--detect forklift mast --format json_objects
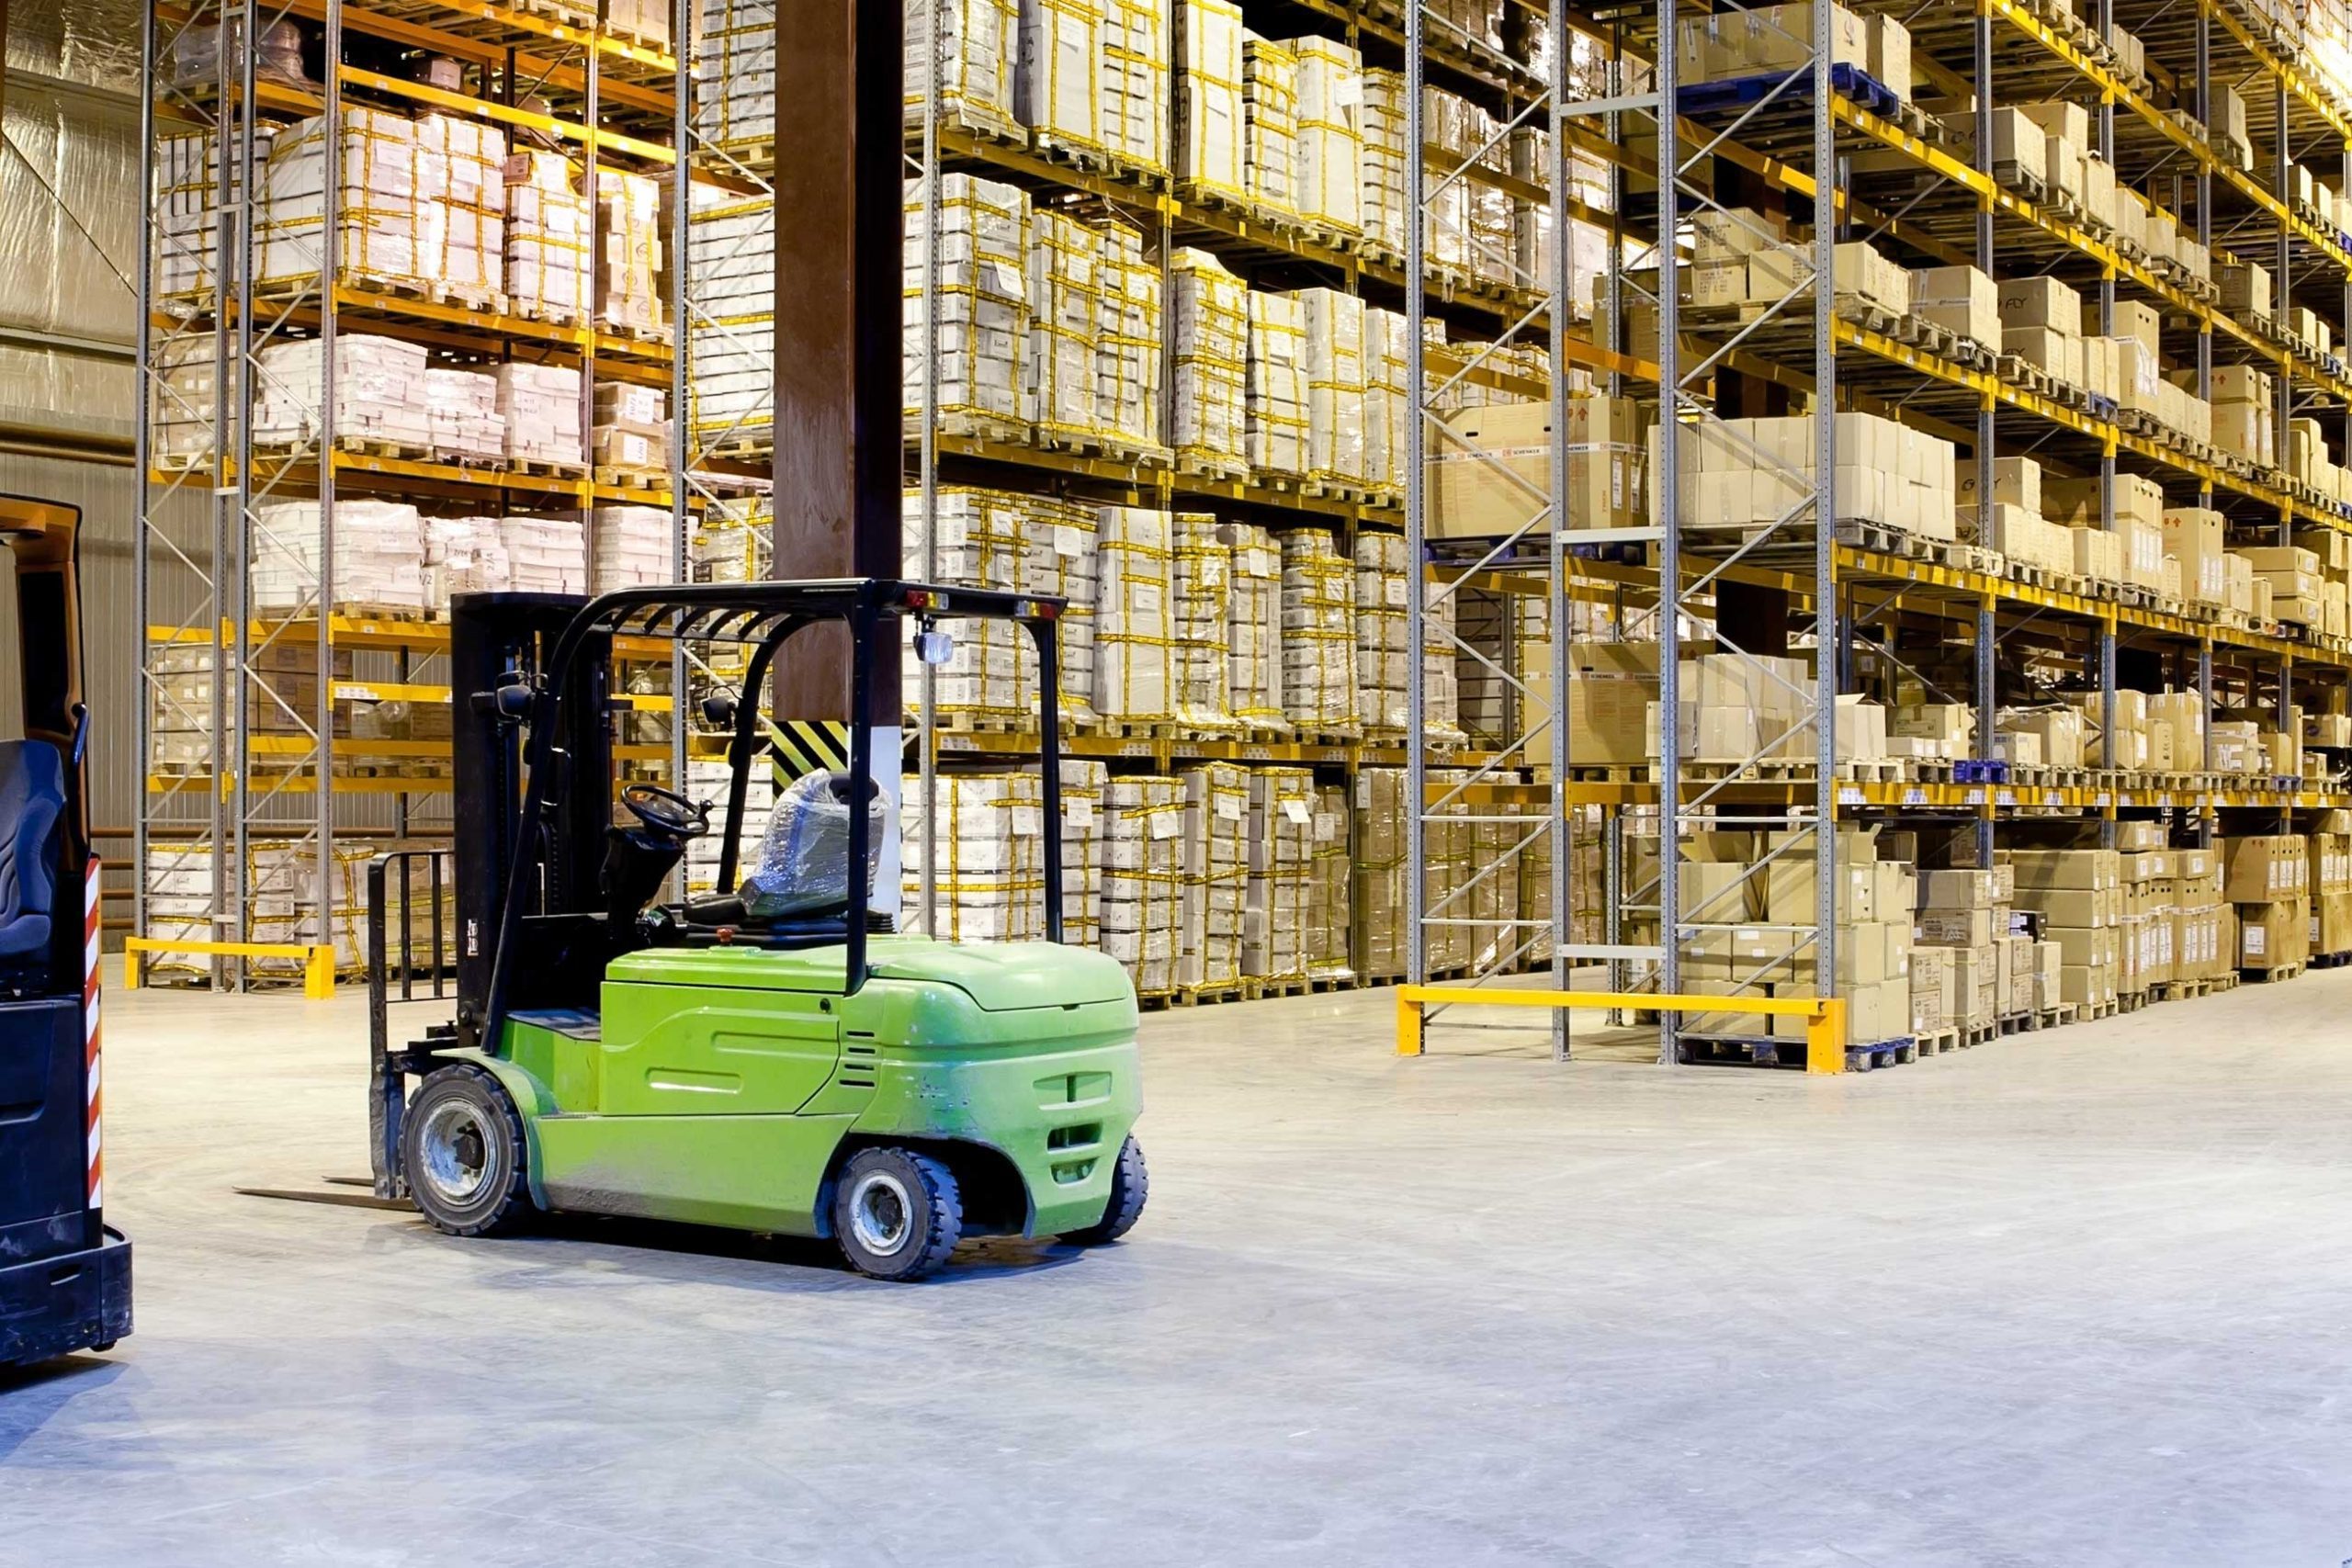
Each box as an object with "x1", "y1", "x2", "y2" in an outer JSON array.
[{"x1": 448, "y1": 592, "x2": 615, "y2": 1050}]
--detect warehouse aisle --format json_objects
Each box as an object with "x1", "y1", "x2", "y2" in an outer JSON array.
[{"x1": 7, "y1": 977, "x2": 2352, "y2": 1566}]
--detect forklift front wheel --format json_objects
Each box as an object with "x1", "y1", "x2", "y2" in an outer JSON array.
[
  {"x1": 402, "y1": 1065, "x2": 534, "y2": 1238},
  {"x1": 831, "y1": 1147, "x2": 963, "y2": 1281},
  {"x1": 1061, "y1": 1135, "x2": 1148, "y2": 1247}
]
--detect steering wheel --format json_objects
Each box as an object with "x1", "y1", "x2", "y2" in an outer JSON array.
[{"x1": 620, "y1": 783, "x2": 709, "y2": 840}]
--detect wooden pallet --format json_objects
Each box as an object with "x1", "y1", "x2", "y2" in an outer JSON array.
[
  {"x1": 1172, "y1": 983, "x2": 1249, "y2": 1007},
  {"x1": 506, "y1": 456, "x2": 588, "y2": 478},
  {"x1": 1244, "y1": 976, "x2": 1313, "y2": 1001},
  {"x1": 1914, "y1": 1026, "x2": 1963, "y2": 1056},
  {"x1": 594, "y1": 465, "x2": 668, "y2": 492},
  {"x1": 2239, "y1": 963, "x2": 2305, "y2": 983}
]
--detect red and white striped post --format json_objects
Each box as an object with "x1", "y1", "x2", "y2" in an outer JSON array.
[{"x1": 84, "y1": 855, "x2": 101, "y2": 1211}]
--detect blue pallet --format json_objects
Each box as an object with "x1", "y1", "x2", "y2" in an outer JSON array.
[
  {"x1": 1674, "y1": 63, "x2": 1905, "y2": 124},
  {"x1": 1952, "y1": 758, "x2": 2010, "y2": 784},
  {"x1": 2086, "y1": 393, "x2": 2119, "y2": 421},
  {"x1": 1679, "y1": 1033, "x2": 1918, "y2": 1070}
]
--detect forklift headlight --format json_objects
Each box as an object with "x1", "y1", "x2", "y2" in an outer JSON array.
[{"x1": 914, "y1": 629, "x2": 955, "y2": 667}]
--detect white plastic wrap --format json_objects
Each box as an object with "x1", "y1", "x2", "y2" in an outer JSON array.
[{"x1": 743, "y1": 770, "x2": 888, "y2": 918}]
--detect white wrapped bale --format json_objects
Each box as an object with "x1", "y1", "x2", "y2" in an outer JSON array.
[
  {"x1": 1100, "y1": 0, "x2": 1170, "y2": 173},
  {"x1": 692, "y1": 0, "x2": 776, "y2": 154},
  {"x1": 251, "y1": 499, "x2": 426, "y2": 614},
  {"x1": 255, "y1": 110, "x2": 420, "y2": 289},
  {"x1": 1245, "y1": 288, "x2": 1308, "y2": 478},
  {"x1": 1244, "y1": 766, "x2": 1315, "y2": 981},
  {"x1": 592, "y1": 505, "x2": 675, "y2": 590},
  {"x1": 906, "y1": 772, "x2": 1048, "y2": 942},
  {"x1": 1171, "y1": 513, "x2": 1235, "y2": 728},
  {"x1": 903, "y1": 489, "x2": 1033, "y2": 724},
  {"x1": 1023, "y1": 494, "x2": 1099, "y2": 725},
  {"x1": 1170, "y1": 249, "x2": 1248, "y2": 474},
  {"x1": 1093, "y1": 505, "x2": 1175, "y2": 722},
  {"x1": 687, "y1": 192, "x2": 774, "y2": 448},
  {"x1": 1019, "y1": 0, "x2": 1105, "y2": 151},
  {"x1": 423, "y1": 515, "x2": 510, "y2": 610},
  {"x1": 1178, "y1": 761, "x2": 1249, "y2": 989},
  {"x1": 906, "y1": 0, "x2": 1023, "y2": 138},
  {"x1": 426, "y1": 367, "x2": 503, "y2": 465},
  {"x1": 498, "y1": 513, "x2": 588, "y2": 594},
  {"x1": 1102, "y1": 774, "x2": 1183, "y2": 993},
  {"x1": 1174, "y1": 0, "x2": 1246, "y2": 200},
  {"x1": 1242, "y1": 36, "x2": 1299, "y2": 215},
  {"x1": 1297, "y1": 288, "x2": 1368, "y2": 483},
  {"x1": 251, "y1": 334, "x2": 431, "y2": 454},
  {"x1": 414, "y1": 113, "x2": 506, "y2": 310},
  {"x1": 1280, "y1": 527, "x2": 1357, "y2": 733},
  {"x1": 497, "y1": 362, "x2": 583, "y2": 466},
  {"x1": 1363, "y1": 305, "x2": 1410, "y2": 494},
  {"x1": 1091, "y1": 216, "x2": 1164, "y2": 456},
  {"x1": 504, "y1": 150, "x2": 590, "y2": 323},
  {"x1": 1027, "y1": 209, "x2": 1104, "y2": 440},
  {"x1": 905, "y1": 174, "x2": 1032, "y2": 434},
  {"x1": 1226, "y1": 523, "x2": 1283, "y2": 733},
  {"x1": 1353, "y1": 528, "x2": 1410, "y2": 734},
  {"x1": 1359, "y1": 70, "x2": 1408, "y2": 255},
  {"x1": 592, "y1": 168, "x2": 666, "y2": 340},
  {"x1": 1288, "y1": 36, "x2": 1362, "y2": 235},
  {"x1": 1057, "y1": 760, "x2": 1110, "y2": 948}
]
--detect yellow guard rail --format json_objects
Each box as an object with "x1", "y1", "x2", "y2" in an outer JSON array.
[
  {"x1": 124, "y1": 938, "x2": 336, "y2": 999},
  {"x1": 1396, "y1": 987, "x2": 1851, "y2": 1074}
]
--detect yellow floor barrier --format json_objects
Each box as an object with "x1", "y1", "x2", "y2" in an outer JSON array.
[
  {"x1": 1396, "y1": 986, "x2": 1850, "y2": 1074},
  {"x1": 124, "y1": 938, "x2": 336, "y2": 999}
]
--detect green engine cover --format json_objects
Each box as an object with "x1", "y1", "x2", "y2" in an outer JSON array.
[{"x1": 499, "y1": 937, "x2": 1143, "y2": 1239}]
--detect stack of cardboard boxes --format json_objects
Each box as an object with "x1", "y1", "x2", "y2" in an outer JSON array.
[
  {"x1": 1242, "y1": 767, "x2": 1315, "y2": 982},
  {"x1": 2312, "y1": 819, "x2": 2352, "y2": 957},
  {"x1": 1102, "y1": 774, "x2": 1184, "y2": 994},
  {"x1": 2227, "y1": 834, "x2": 2311, "y2": 974},
  {"x1": 1648, "y1": 410, "x2": 1960, "y2": 543},
  {"x1": 1917, "y1": 862, "x2": 2012, "y2": 1032}
]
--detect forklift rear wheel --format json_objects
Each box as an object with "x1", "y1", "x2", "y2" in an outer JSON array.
[
  {"x1": 403, "y1": 1065, "x2": 534, "y2": 1238},
  {"x1": 1062, "y1": 1135, "x2": 1148, "y2": 1246},
  {"x1": 832, "y1": 1147, "x2": 962, "y2": 1280}
]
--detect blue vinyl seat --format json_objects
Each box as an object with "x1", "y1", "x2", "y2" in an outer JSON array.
[{"x1": 0, "y1": 739, "x2": 65, "y2": 962}]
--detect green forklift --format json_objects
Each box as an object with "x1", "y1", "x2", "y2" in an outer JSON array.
[{"x1": 369, "y1": 579, "x2": 1145, "y2": 1280}]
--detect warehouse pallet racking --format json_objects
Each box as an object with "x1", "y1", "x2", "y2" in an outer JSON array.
[
  {"x1": 135, "y1": 0, "x2": 684, "y2": 986},
  {"x1": 1397, "y1": 0, "x2": 2352, "y2": 1066}
]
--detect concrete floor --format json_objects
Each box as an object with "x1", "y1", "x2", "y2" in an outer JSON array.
[{"x1": 6, "y1": 976, "x2": 2352, "y2": 1566}]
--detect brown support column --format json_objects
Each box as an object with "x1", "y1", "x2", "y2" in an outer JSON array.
[{"x1": 772, "y1": 0, "x2": 903, "y2": 725}]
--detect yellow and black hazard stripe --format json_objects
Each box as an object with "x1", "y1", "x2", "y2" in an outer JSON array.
[{"x1": 767, "y1": 717, "x2": 852, "y2": 779}]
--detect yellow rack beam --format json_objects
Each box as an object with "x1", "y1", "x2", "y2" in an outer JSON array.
[{"x1": 1395, "y1": 986, "x2": 1852, "y2": 1074}]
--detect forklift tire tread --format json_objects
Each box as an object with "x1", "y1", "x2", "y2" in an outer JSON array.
[
  {"x1": 1062, "y1": 1135, "x2": 1148, "y2": 1246},
  {"x1": 832, "y1": 1146, "x2": 963, "y2": 1281},
  {"x1": 402, "y1": 1064, "x2": 534, "y2": 1239}
]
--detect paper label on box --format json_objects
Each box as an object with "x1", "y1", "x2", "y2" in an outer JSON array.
[
  {"x1": 1148, "y1": 808, "x2": 1181, "y2": 840},
  {"x1": 1384, "y1": 578, "x2": 1407, "y2": 606},
  {"x1": 2245, "y1": 925, "x2": 2266, "y2": 956},
  {"x1": 1282, "y1": 797, "x2": 1312, "y2": 825},
  {"x1": 1313, "y1": 811, "x2": 1340, "y2": 841},
  {"x1": 1054, "y1": 525, "x2": 1085, "y2": 558},
  {"x1": 1008, "y1": 805, "x2": 1042, "y2": 838},
  {"x1": 1216, "y1": 793, "x2": 1243, "y2": 821},
  {"x1": 1131, "y1": 583, "x2": 1161, "y2": 615},
  {"x1": 1067, "y1": 797, "x2": 1094, "y2": 829}
]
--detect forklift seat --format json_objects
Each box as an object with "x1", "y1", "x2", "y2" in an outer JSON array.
[{"x1": 0, "y1": 739, "x2": 64, "y2": 961}]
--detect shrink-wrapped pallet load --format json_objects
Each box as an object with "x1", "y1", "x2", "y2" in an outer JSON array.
[
  {"x1": 156, "y1": 131, "x2": 236, "y2": 302},
  {"x1": 497, "y1": 362, "x2": 584, "y2": 467},
  {"x1": 1287, "y1": 36, "x2": 1363, "y2": 235},
  {"x1": 1170, "y1": 249, "x2": 1249, "y2": 475},
  {"x1": 1297, "y1": 288, "x2": 1368, "y2": 484},
  {"x1": 904, "y1": 174, "x2": 1032, "y2": 434},
  {"x1": 591, "y1": 505, "x2": 675, "y2": 591},
  {"x1": 1280, "y1": 528, "x2": 1358, "y2": 734},
  {"x1": 906, "y1": 772, "x2": 1048, "y2": 942},
  {"x1": 1057, "y1": 760, "x2": 1111, "y2": 949},
  {"x1": 1353, "y1": 767, "x2": 1407, "y2": 977},
  {"x1": 1019, "y1": 0, "x2": 1105, "y2": 151},
  {"x1": 256, "y1": 109, "x2": 421, "y2": 290},
  {"x1": 250, "y1": 499, "x2": 428, "y2": 614},
  {"x1": 1091, "y1": 217, "x2": 1165, "y2": 456},
  {"x1": 592, "y1": 168, "x2": 667, "y2": 340},
  {"x1": 684, "y1": 756, "x2": 775, "y2": 895},
  {"x1": 1306, "y1": 783, "x2": 1351, "y2": 979},
  {"x1": 1027, "y1": 209, "x2": 1104, "y2": 442},
  {"x1": 1354, "y1": 528, "x2": 1411, "y2": 735},
  {"x1": 1102, "y1": 774, "x2": 1184, "y2": 993},
  {"x1": 1171, "y1": 514, "x2": 1237, "y2": 728},
  {"x1": 503, "y1": 150, "x2": 590, "y2": 324},
  {"x1": 1174, "y1": 0, "x2": 1246, "y2": 200},
  {"x1": 423, "y1": 516, "x2": 511, "y2": 609},
  {"x1": 499, "y1": 514, "x2": 589, "y2": 594},
  {"x1": 905, "y1": 0, "x2": 1023, "y2": 138},
  {"x1": 1246, "y1": 288, "x2": 1308, "y2": 477},
  {"x1": 1358, "y1": 71, "x2": 1408, "y2": 255},
  {"x1": 250, "y1": 334, "x2": 433, "y2": 454},
  {"x1": 1226, "y1": 522, "x2": 1284, "y2": 732},
  {"x1": 1095, "y1": 505, "x2": 1177, "y2": 722},
  {"x1": 686, "y1": 192, "x2": 774, "y2": 447},
  {"x1": 1022, "y1": 494, "x2": 1101, "y2": 725},
  {"x1": 426, "y1": 367, "x2": 504, "y2": 466},
  {"x1": 1100, "y1": 0, "x2": 1171, "y2": 172},
  {"x1": 692, "y1": 0, "x2": 776, "y2": 155},
  {"x1": 413, "y1": 113, "x2": 506, "y2": 310},
  {"x1": 904, "y1": 489, "x2": 1034, "y2": 724},
  {"x1": 1179, "y1": 761, "x2": 1249, "y2": 989},
  {"x1": 1424, "y1": 579, "x2": 1466, "y2": 748},
  {"x1": 1363, "y1": 306, "x2": 1411, "y2": 495},
  {"x1": 1243, "y1": 767, "x2": 1316, "y2": 981},
  {"x1": 1422, "y1": 767, "x2": 1476, "y2": 971},
  {"x1": 1242, "y1": 36, "x2": 1299, "y2": 215}
]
